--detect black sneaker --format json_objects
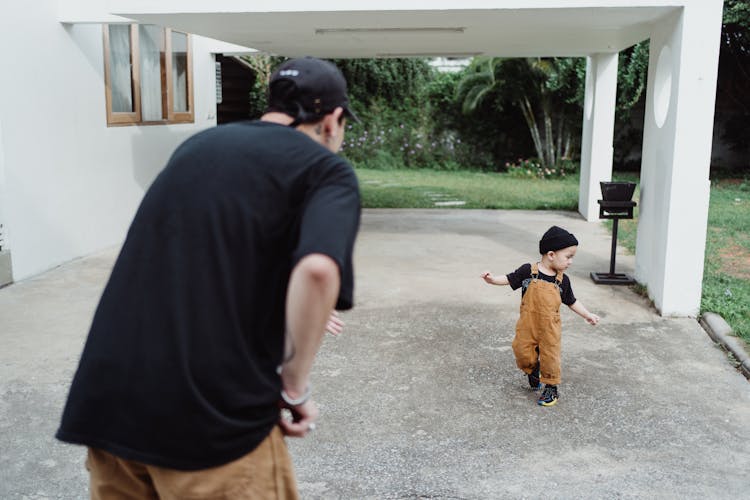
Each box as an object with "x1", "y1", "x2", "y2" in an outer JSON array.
[
  {"x1": 537, "y1": 384, "x2": 559, "y2": 406},
  {"x1": 528, "y1": 364, "x2": 541, "y2": 390}
]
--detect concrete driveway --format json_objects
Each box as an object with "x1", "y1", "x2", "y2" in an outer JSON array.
[{"x1": 1, "y1": 209, "x2": 748, "y2": 499}]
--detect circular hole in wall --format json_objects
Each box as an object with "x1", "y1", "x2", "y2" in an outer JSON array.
[{"x1": 653, "y1": 45, "x2": 673, "y2": 128}]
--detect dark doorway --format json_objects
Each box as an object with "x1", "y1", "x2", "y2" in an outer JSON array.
[{"x1": 216, "y1": 54, "x2": 257, "y2": 124}]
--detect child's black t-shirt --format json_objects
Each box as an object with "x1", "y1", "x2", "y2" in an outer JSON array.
[{"x1": 506, "y1": 263, "x2": 577, "y2": 306}]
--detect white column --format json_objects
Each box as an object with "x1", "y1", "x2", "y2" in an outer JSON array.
[
  {"x1": 0, "y1": 116, "x2": 7, "y2": 247},
  {"x1": 578, "y1": 52, "x2": 618, "y2": 222},
  {"x1": 0, "y1": 116, "x2": 11, "y2": 286},
  {"x1": 635, "y1": 2, "x2": 723, "y2": 316},
  {"x1": 0, "y1": 116, "x2": 6, "y2": 237}
]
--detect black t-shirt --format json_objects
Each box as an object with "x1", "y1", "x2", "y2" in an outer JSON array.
[
  {"x1": 506, "y1": 263, "x2": 577, "y2": 306},
  {"x1": 56, "y1": 121, "x2": 361, "y2": 470}
]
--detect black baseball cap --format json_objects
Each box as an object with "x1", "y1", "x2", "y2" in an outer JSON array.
[{"x1": 269, "y1": 57, "x2": 360, "y2": 124}]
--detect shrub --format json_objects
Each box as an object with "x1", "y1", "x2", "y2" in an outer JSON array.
[
  {"x1": 341, "y1": 97, "x2": 466, "y2": 170},
  {"x1": 505, "y1": 158, "x2": 578, "y2": 179}
]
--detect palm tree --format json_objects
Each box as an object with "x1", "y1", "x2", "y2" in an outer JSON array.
[
  {"x1": 456, "y1": 57, "x2": 581, "y2": 169},
  {"x1": 455, "y1": 57, "x2": 506, "y2": 116}
]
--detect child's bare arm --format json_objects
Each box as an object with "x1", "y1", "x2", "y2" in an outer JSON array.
[
  {"x1": 569, "y1": 300, "x2": 600, "y2": 325},
  {"x1": 481, "y1": 271, "x2": 510, "y2": 286}
]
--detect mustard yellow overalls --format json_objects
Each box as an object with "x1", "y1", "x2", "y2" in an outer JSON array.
[{"x1": 511, "y1": 263, "x2": 563, "y2": 386}]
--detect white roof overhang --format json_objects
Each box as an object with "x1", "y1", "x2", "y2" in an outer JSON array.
[{"x1": 102, "y1": 1, "x2": 686, "y2": 57}]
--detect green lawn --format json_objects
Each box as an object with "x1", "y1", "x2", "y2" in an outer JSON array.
[
  {"x1": 701, "y1": 182, "x2": 750, "y2": 344},
  {"x1": 355, "y1": 168, "x2": 750, "y2": 343},
  {"x1": 356, "y1": 168, "x2": 580, "y2": 210}
]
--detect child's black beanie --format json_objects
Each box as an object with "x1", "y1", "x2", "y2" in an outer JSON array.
[{"x1": 539, "y1": 225, "x2": 579, "y2": 254}]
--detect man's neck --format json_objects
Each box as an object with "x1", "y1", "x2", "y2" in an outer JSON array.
[
  {"x1": 260, "y1": 112, "x2": 294, "y2": 126},
  {"x1": 260, "y1": 112, "x2": 331, "y2": 151}
]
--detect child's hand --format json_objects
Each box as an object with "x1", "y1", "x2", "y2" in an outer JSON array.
[
  {"x1": 325, "y1": 310, "x2": 344, "y2": 336},
  {"x1": 586, "y1": 313, "x2": 600, "y2": 326},
  {"x1": 481, "y1": 271, "x2": 494, "y2": 284}
]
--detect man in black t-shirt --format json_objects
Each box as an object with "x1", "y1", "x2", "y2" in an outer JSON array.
[{"x1": 57, "y1": 57, "x2": 361, "y2": 499}]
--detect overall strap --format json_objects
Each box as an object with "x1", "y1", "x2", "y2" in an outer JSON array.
[
  {"x1": 555, "y1": 270, "x2": 564, "y2": 286},
  {"x1": 531, "y1": 262, "x2": 539, "y2": 279}
]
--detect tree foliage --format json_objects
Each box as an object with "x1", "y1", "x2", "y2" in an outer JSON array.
[
  {"x1": 240, "y1": 54, "x2": 285, "y2": 118},
  {"x1": 717, "y1": 0, "x2": 750, "y2": 156},
  {"x1": 331, "y1": 58, "x2": 433, "y2": 110},
  {"x1": 456, "y1": 57, "x2": 584, "y2": 169},
  {"x1": 611, "y1": 41, "x2": 649, "y2": 169},
  {"x1": 615, "y1": 42, "x2": 649, "y2": 118},
  {"x1": 426, "y1": 70, "x2": 532, "y2": 169},
  {"x1": 724, "y1": 0, "x2": 750, "y2": 28},
  {"x1": 330, "y1": 59, "x2": 451, "y2": 169}
]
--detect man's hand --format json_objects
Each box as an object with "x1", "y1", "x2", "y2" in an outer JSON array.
[{"x1": 279, "y1": 399, "x2": 319, "y2": 438}]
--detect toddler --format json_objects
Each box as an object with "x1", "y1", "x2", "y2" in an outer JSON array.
[{"x1": 481, "y1": 225, "x2": 599, "y2": 406}]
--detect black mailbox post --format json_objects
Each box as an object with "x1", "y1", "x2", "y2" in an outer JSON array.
[{"x1": 591, "y1": 182, "x2": 636, "y2": 285}]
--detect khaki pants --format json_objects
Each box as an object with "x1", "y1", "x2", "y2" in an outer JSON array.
[{"x1": 86, "y1": 426, "x2": 299, "y2": 500}]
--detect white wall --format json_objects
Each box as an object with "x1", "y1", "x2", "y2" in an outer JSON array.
[
  {"x1": 0, "y1": 116, "x2": 6, "y2": 243},
  {"x1": 57, "y1": 0, "x2": 130, "y2": 23},
  {"x1": 0, "y1": 116, "x2": 7, "y2": 249},
  {"x1": 0, "y1": 1, "x2": 220, "y2": 281},
  {"x1": 0, "y1": 117, "x2": 9, "y2": 286}
]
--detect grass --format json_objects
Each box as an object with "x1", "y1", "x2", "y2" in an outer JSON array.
[
  {"x1": 355, "y1": 167, "x2": 750, "y2": 344},
  {"x1": 693, "y1": 181, "x2": 749, "y2": 343},
  {"x1": 356, "y1": 168, "x2": 580, "y2": 210}
]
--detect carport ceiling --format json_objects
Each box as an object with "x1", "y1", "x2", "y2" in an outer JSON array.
[{"x1": 110, "y1": 4, "x2": 678, "y2": 57}]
